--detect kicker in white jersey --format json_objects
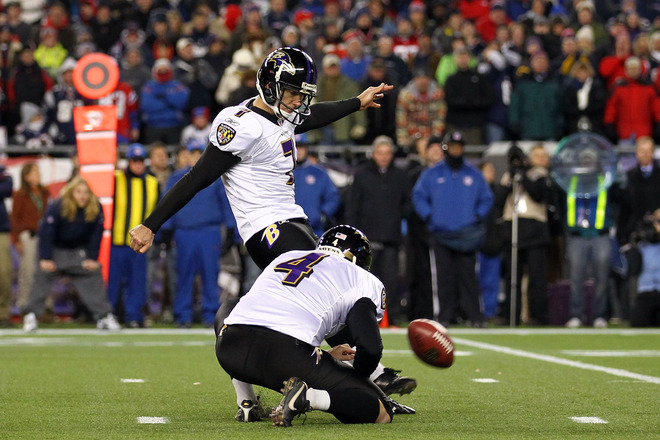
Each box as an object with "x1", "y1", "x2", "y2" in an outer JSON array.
[{"x1": 208, "y1": 99, "x2": 307, "y2": 241}]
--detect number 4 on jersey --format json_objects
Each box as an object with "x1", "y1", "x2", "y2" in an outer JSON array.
[{"x1": 274, "y1": 252, "x2": 329, "y2": 287}]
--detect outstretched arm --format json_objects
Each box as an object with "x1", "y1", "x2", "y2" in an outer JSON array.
[
  {"x1": 129, "y1": 145, "x2": 239, "y2": 253},
  {"x1": 296, "y1": 83, "x2": 394, "y2": 133}
]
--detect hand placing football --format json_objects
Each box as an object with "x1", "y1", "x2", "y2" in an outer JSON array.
[{"x1": 408, "y1": 319, "x2": 454, "y2": 368}]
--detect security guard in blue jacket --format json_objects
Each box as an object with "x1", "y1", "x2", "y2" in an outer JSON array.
[
  {"x1": 162, "y1": 139, "x2": 236, "y2": 328},
  {"x1": 292, "y1": 144, "x2": 340, "y2": 237},
  {"x1": 108, "y1": 143, "x2": 160, "y2": 327},
  {"x1": 412, "y1": 131, "x2": 493, "y2": 327}
]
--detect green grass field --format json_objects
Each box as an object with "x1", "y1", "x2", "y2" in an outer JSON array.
[{"x1": 1, "y1": 327, "x2": 659, "y2": 439}]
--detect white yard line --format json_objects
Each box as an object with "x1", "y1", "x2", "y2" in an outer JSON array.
[
  {"x1": 453, "y1": 337, "x2": 660, "y2": 385},
  {"x1": 561, "y1": 350, "x2": 660, "y2": 357}
]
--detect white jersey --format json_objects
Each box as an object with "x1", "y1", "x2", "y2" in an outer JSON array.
[
  {"x1": 209, "y1": 98, "x2": 307, "y2": 241},
  {"x1": 225, "y1": 249, "x2": 386, "y2": 347}
]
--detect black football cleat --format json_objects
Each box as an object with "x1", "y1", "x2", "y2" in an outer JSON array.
[
  {"x1": 270, "y1": 377, "x2": 311, "y2": 427},
  {"x1": 384, "y1": 396, "x2": 416, "y2": 415},
  {"x1": 374, "y1": 368, "x2": 418, "y2": 396}
]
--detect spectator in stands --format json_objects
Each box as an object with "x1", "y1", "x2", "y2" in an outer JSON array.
[
  {"x1": 0, "y1": 24, "x2": 23, "y2": 85},
  {"x1": 140, "y1": 58, "x2": 190, "y2": 144},
  {"x1": 183, "y1": 8, "x2": 215, "y2": 57},
  {"x1": 308, "y1": 53, "x2": 365, "y2": 145},
  {"x1": 346, "y1": 135, "x2": 410, "y2": 324},
  {"x1": 129, "y1": 0, "x2": 156, "y2": 31},
  {"x1": 374, "y1": 35, "x2": 411, "y2": 87},
  {"x1": 12, "y1": 103, "x2": 50, "y2": 149},
  {"x1": 110, "y1": 22, "x2": 148, "y2": 66},
  {"x1": 280, "y1": 25, "x2": 301, "y2": 49},
  {"x1": 571, "y1": 1, "x2": 607, "y2": 47},
  {"x1": 0, "y1": 165, "x2": 12, "y2": 327},
  {"x1": 501, "y1": 22, "x2": 526, "y2": 68},
  {"x1": 162, "y1": 139, "x2": 235, "y2": 328},
  {"x1": 173, "y1": 37, "x2": 219, "y2": 110},
  {"x1": 41, "y1": 2, "x2": 76, "y2": 53},
  {"x1": 476, "y1": 2, "x2": 511, "y2": 44},
  {"x1": 343, "y1": 7, "x2": 377, "y2": 49},
  {"x1": 395, "y1": 69, "x2": 446, "y2": 148},
  {"x1": 226, "y1": 69, "x2": 258, "y2": 107},
  {"x1": 265, "y1": 0, "x2": 291, "y2": 36},
  {"x1": 90, "y1": 2, "x2": 120, "y2": 54},
  {"x1": 406, "y1": 135, "x2": 444, "y2": 320},
  {"x1": 215, "y1": 48, "x2": 258, "y2": 107},
  {"x1": 21, "y1": 177, "x2": 120, "y2": 332},
  {"x1": 480, "y1": 39, "x2": 514, "y2": 143},
  {"x1": 227, "y1": 3, "x2": 270, "y2": 56},
  {"x1": 433, "y1": 9, "x2": 464, "y2": 55},
  {"x1": 33, "y1": 27, "x2": 68, "y2": 80},
  {"x1": 43, "y1": 58, "x2": 88, "y2": 145},
  {"x1": 180, "y1": 106, "x2": 212, "y2": 147},
  {"x1": 166, "y1": 9, "x2": 185, "y2": 42},
  {"x1": 367, "y1": 0, "x2": 396, "y2": 36},
  {"x1": 444, "y1": 46, "x2": 496, "y2": 145},
  {"x1": 147, "y1": 142, "x2": 173, "y2": 193},
  {"x1": 435, "y1": 37, "x2": 478, "y2": 86},
  {"x1": 496, "y1": 144, "x2": 551, "y2": 325},
  {"x1": 411, "y1": 30, "x2": 441, "y2": 79},
  {"x1": 293, "y1": 143, "x2": 340, "y2": 237},
  {"x1": 599, "y1": 33, "x2": 638, "y2": 90},
  {"x1": 562, "y1": 59, "x2": 607, "y2": 136},
  {"x1": 97, "y1": 80, "x2": 140, "y2": 144},
  {"x1": 360, "y1": 58, "x2": 398, "y2": 144},
  {"x1": 508, "y1": 50, "x2": 564, "y2": 140},
  {"x1": 603, "y1": 56, "x2": 660, "y2": 145},
  {"x1": 458, "y1": 0, "x2": 491, "y2": 22},
  {"x1": 10, "y1": 163, "x2": 49, "y2": 312},
  {"x1": 340, "y1": 36, "x2": 371, "y2": 83},
  {"x1": 630, "y1": 207, "x2": 660, "y2": 327},
  {"x1": 392, "y1": 16, "x2": 419, "y2": 66},
  {"x1": 6, "y1": 46, "x2": 53, "y2": 135},
  {"x1": 120, "y1": 48, "x2": 151, "y2": 94},
  {"x1": 4, "y1": 2, "x2": 31, "y2": 46},
  {"x1": 108, "y1": 144, "x2": 160, "y2": 328},
  {"x1": 145, "y1": 12, "x2": 174, "y2": 60},
  {"x1": 412, "y1": 131, "x2": 492, "y2": 328}
]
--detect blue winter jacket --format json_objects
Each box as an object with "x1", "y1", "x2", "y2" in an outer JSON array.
[
  {"x1": 293, "y1": 161, "x2": 340, "y2": 236},
  {"x1": 412, "y1": 160, "x2": 493, "y2": 232},
  {"x1": 0, "y1": 166, "x2": 12, "y2": 232},
  {"x1": 139, "y1": 79, "x2": 190, "y2": 128}
]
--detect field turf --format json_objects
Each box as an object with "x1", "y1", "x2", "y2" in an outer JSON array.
[{"x1": 1, "y1": 327, "x2": 658, "y2": 439}]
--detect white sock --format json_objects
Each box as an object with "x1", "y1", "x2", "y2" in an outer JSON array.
[
  {"x1": 369, "y1": 363, "x2": 386, "y2": 382},
  {"x1": 232, "y1": 379, "x2": 257, "y2": 406},
  {"x1": 306, "y1": 388, "x2": 330, "y2": 411}
]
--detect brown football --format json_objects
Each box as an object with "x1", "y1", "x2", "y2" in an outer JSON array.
[{"x1": 407, "y1": 319, "x2": 454, "y2": 368}]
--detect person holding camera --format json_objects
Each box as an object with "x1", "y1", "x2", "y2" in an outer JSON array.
[
  {"x1": 629, "y1": 208, "x2": 660, "y2": 327},
  {"x1": 495, "y1": 144, "x2": 551, "y2": 326}
]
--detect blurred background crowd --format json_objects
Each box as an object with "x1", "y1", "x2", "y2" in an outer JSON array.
[{"x1": 1, "y1": 0, "x2": 660, "y2": 330}]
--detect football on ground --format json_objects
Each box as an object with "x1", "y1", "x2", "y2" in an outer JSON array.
[{"x1": 407, "y1": 319, "x2": 454, "y2": 368}]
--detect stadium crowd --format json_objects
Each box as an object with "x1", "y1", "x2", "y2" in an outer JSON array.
[{"x1": 1, "y1": 0, "x2": 660, "y2": 329}]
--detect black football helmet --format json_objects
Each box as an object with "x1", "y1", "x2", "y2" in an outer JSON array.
[
  {"x1": 256, "y1": 47, "x2": 318, "y2": 125},
  {"x1": 317, "y1": 225, "x2": 372, "y2": 271}
]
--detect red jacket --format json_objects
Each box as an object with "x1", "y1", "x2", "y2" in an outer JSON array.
[
  {"x1": 458, "y1": 0, "x2": 491, "y2": 21},
  {"x1": 599, "y1": 55, "x2": 649, "y2": 90},
  {"x1": 604, "y1": 78, "x2": 660, "y2": 140}
]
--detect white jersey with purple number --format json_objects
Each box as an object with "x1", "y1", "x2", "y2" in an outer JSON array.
[
  {"x1": 224, "y1": 249, "x2": 386, "y2": 347},
  {"x1": 208, "y1": 98, "x2": 307, "y2": 241}
]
